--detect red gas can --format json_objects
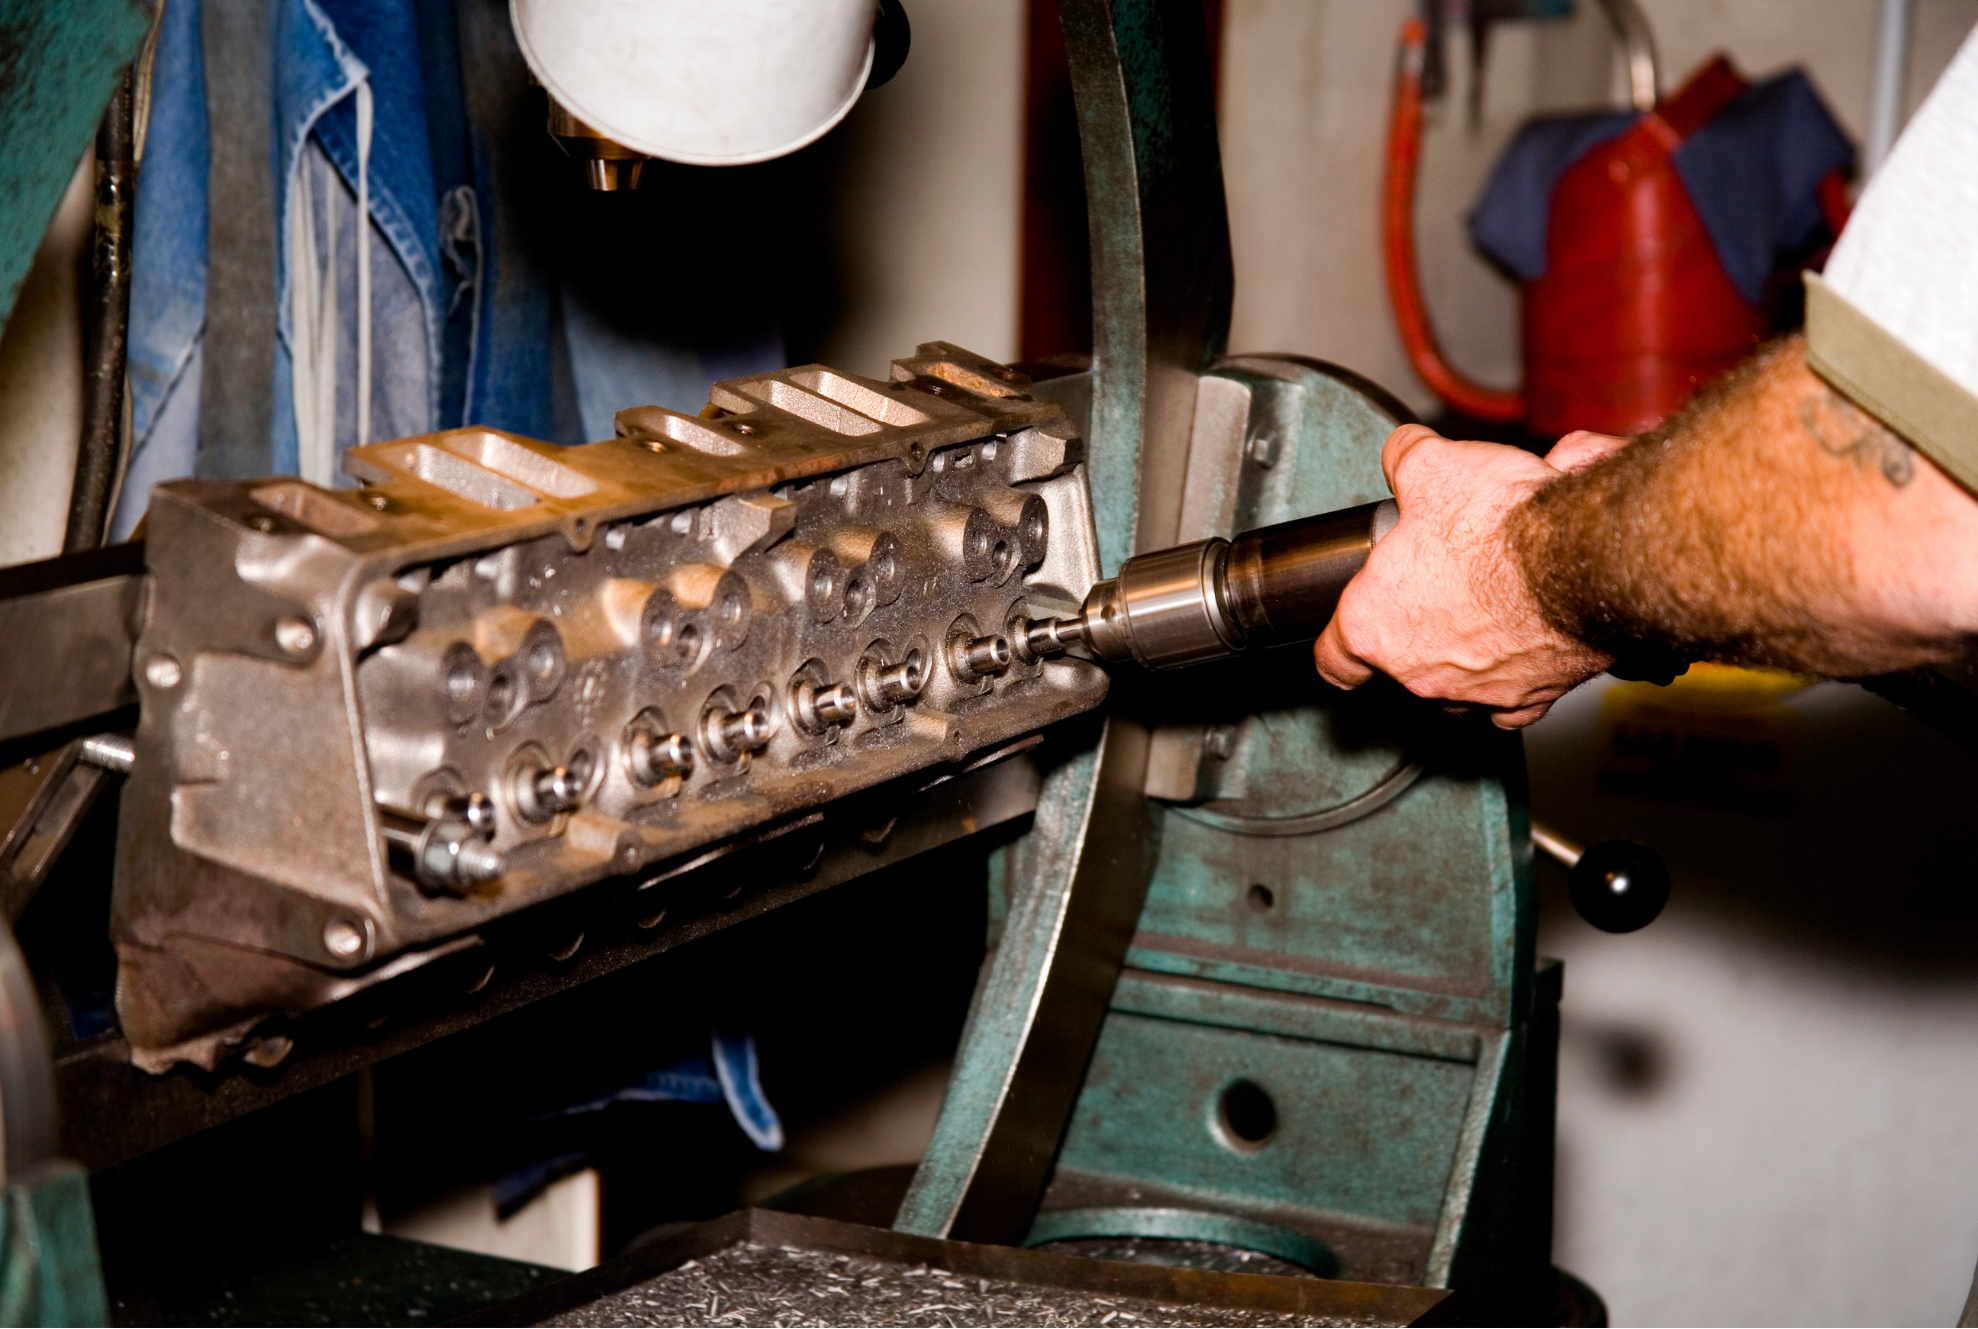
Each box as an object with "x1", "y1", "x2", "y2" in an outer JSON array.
[
  {"x1": 1522, "y1": 58, "x2": 1760, "y2": 434},
  {"x1": 1382, "y1": 22, "x2": 1847, "y2": 437}
]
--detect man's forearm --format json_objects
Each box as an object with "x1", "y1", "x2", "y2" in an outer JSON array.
[{"x1": 1509, "y1": 335, "x2": 1978, "y2": 678}]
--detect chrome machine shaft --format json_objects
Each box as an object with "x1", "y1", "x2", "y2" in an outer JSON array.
[{"x1": 1025, "y1": 498, "x2": 1399, "y2": 670}]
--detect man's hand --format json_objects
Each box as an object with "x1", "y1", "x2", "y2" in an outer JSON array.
[{"x1": 1313, "y1": 425, "x2": 1621, "y2": 728}]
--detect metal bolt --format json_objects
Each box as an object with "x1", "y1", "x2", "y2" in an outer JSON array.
[
  {"x1": 511, "y1": 748, "x2": 593, "y2": 823},
  {"x1": 144, "y1": 654, "x2": 182, "y2": 689},
  {"x1": 416, "y1": 819, "x2": 505, "y2": 889},
  {"x1": 323, "y1": 917, "x2": 369, "y2": 959},
  {"x1": 1018, "y1": 616, "x2": 1083, "y2": 660},
  {"x1": 275, "y1": 614, "x2": 317, "y2": 655},
  {"x1": 1248, "y1": 431, "x2": 1279, "y2": 468},
  {"x1": 79, "y1": 732, "x2": 135, "y2": 775}
]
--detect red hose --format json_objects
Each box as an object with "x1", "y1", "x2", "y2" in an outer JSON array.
[{"x1": 1382, "y1": 18, "x2": 1525, "y2": 422}]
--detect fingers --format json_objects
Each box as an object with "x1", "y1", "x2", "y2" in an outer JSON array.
[
  {"x1": 1380, "y1": 423, "x2": 1444, "y2": 494},
  {"x1": 1313, "y1": 618, "x2": 1373, "y2": 691},
  {"x1": 1490, "y1": 701, "x2": 1554, "y2": 729},
  {"x1": 1545, "y1": 429, "x2": 1631, "y2": 474}
]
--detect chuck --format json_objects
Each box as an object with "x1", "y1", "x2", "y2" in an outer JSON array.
[{"x1": 1023, "y1": 498, "x2": 1398, "y2": 671}]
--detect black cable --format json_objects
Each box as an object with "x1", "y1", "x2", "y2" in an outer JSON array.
[{"x1": 63, "y1": 68, "x2": 135, "y2": 554}]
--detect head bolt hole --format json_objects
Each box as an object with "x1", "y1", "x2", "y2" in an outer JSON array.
[{"x1": 1217, "y1": 1079, "x2": 1277, "y2": 1151}]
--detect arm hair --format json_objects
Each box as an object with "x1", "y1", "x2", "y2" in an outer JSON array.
[{"x1": 1509, "y1": 334, "x2": 1978, "y2": 677}]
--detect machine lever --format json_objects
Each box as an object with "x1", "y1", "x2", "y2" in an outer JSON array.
[{"x1": 1532, "y1": 820, "x2": 1669, "y2": 933}]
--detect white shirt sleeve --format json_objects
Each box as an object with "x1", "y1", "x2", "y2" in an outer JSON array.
[{"x1": 1824, "y1": 25, "x2": 1978, "y2": 399}]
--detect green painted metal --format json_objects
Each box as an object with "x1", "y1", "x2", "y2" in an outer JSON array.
[
  {"x1": 1023, "y1": 1206, "x2": 1337, "y2": 1276},
  {"x1": 894, "y1": 720, "x2": 1162, "y2": 1243},
  {"x1": 0, "y1": 1163, "x2": 109, "y2": 1327},
  {"x1": 1045, "y1": 362, "x2": 1552, "y2": 1308},
  {"x1": 894, "y1": 0, "x2": 1224, "y2": 1244},
  {"x1": 0, "y1": 0, "x2": 152, "y2": 333},
  {"x1": 926, "y1": 357, "x2": 1555, "y2": 1309},
  {"x1": 1058, "y1": 0, "x2": 1231, "y2": 572},
  {"x1": 1061, "y1": 1014, "x2": 1475, "y2": 1228}
]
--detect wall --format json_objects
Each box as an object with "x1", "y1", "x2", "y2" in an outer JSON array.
[
  {"x1": 1529, "y1": 678, "x2": 1978, "y2": 1324},
  {"x1": 1219, "y1": 0, "x2": 1978, "y2": 416},
  {"x1": 807, "y1": 0, "x2": 1027, "y2": 379}
]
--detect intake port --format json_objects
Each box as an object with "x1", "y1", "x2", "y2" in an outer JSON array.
[
  {"x1": 483, "y1": 657, "x2": 529, "y2": 730},
  {"x1": 862, "y1": 532, "x2": 905, "y2": 605},
  {"x1": 516, "y1": 619, "x2": 567, "y2": 702},
  {"x1": 842, "y1": 573, "x2": 876, "y2": 624},
  {"x1": 976, "y1": 487, "x2": 1050, "y2": 569},
  {"x1": 639, "y1": 589, "x2": 698, "y2": 669},
  {"x1": 829, "y1": 528, "x2": 905, "y2": 607},
  {"x1": 962, "y1": 508, "x2": 1017, "y2": 584},
  {"x1": 437, "y1": 641, "x2": 488, "y2": 725},
  {"x1": 667, "y1": 564, "x2": 752, "y2": 651},
  {"x1": 806, "y1": 548, "x2": 848, "y2": 621}
]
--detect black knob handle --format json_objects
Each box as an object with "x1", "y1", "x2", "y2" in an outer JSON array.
[{"x1": 1568, "y1": 839, "x2": 1669, "y2": 933}]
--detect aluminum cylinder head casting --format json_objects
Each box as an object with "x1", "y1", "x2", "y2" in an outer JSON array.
[{"x1": 112, "y1": 343, "x2": 1108, "y2": 1071}]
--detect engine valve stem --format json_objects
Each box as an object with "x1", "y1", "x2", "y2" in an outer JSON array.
[
  {"x1": 950, "y1": 633, "x2": 1013, "y2": 682},
  {"x1": 517, "y1": 751, "x2": 594, "y2": 822},
  {"x1": 795, "y1": 680, "x2": 859, "y2": 733},
  {"x1": 712, "y1": 706, "x2": 774, "y2": 759},
  {"x1": 1020, "y1": 615, "x2": 1086, "y2": 660},
  {"x1": 533, "y1": 763, "x2": 589, "y2": 813},
  {"x1": 627, "y1": 729, "x2": 694, "y2": 785},
  {"x1": 870, "y1": 652, "x2": 927, "y2": 706},
  {"x1": 438, "y1": 791, "x2": 496, "y2": 836}
]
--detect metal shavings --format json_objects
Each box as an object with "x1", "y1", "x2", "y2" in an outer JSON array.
[
  {"x1": 541, "y1": 1240, "x2": 1377, "y2": 1327},
  {"x1": 1034, "y1": 1238, "x2": 1319, "y2": 1281}
]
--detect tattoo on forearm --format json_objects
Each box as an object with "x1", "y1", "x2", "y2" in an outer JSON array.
[
  {"x1": 1797, "y1": 391, "x2": 1914, "y2": 488},
  {"x1": 1513, "y1": 336, "x2": 1955, "y2": 680}
]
